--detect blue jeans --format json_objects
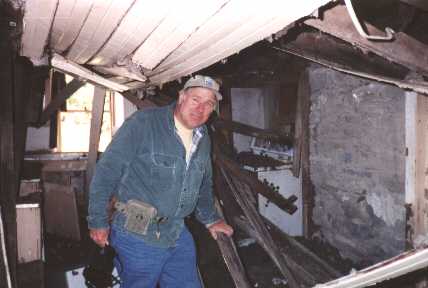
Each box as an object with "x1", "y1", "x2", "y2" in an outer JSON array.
[{"x1": 110, "y1": 226, "x2": 202, "y2": 288}]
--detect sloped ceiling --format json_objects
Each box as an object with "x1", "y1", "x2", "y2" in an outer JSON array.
[{"x1": 20, "y1": 0, "x2": 331, "y2": 90}]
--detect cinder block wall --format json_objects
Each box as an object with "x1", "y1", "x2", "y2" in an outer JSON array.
[{"x1": 308, "y1": 66, "x2": 406, "y2": 267}]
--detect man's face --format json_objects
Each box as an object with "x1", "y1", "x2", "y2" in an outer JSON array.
[{"x1": 174, "y1": 87, "x2": 217, "y2": 129}]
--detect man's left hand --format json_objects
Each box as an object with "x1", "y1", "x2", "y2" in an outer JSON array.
[{"x1": 208, "y1": 219, "x2": 234, "y2": 240}]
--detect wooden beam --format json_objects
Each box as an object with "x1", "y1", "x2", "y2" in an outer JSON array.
[
  {"x1": 304, "y1": 5, "x2": 428, "y2": 77},
  {"x1": 213, "y1": 118, "x2": 292, "y2": 146},
  {"x1": 37, "y1": 78, "x2": 85, "y2": 126},
  {"x1": 214, "y1": 149, "x2": 298, "y2": 215},
  {"x1": 405, "y1": 92, "x2": 428, "y2": 246},
  {"x1": 214, "y1": 199, "x2": 252, "y2": 288},
  {"x1": 297, "y1": 71, "x2": 313, "y2": 239},
  {"x1": 274, "y1": 32, "x2": 428, "y2": 95},
  {"x1": 218, "y1": 165, "x2": 299, "y2": 288},
  {"x1": 51, "y1": 54, "x2": 130, "y2": 92},
  {"x1": 85, "y1": 87, "x2": 106, "y2": 197},
  {"x1": 233, "y1": 216, "x2": 318, "y2": 287}
]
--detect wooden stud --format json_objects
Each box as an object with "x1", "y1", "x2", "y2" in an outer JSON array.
[{"x1": 85, "y1": 86, "x2": 106, "y2": 197}]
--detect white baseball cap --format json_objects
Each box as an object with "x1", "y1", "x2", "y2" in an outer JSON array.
[{"x1": 183, "y1": 75, "x2": 222, "y2": 101}]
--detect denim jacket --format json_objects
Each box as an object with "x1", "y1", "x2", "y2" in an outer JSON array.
[{"x1": 88, "y1": 103, "x2": 220, "y2": 247}]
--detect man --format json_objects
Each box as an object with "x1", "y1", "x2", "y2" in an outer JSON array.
[{"x1": 88, "y1": 75, "x2": 233, "y2": 288}]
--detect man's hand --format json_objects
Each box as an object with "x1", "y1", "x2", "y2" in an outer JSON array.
[
  {"x1": 89, "y1": 228, "x2": 110, "y2": 247},
  {"x1": 207, "y1": 219, "x2": 234, "y2": 240}
]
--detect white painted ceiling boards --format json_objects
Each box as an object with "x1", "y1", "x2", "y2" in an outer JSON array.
[{"x1": 20, "y1": 0, "x2": 331, "y2": 91}]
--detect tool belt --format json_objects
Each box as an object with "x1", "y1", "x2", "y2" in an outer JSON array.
[{"x1": 115, "y1": 200, "x2": 167, "y2": 238}]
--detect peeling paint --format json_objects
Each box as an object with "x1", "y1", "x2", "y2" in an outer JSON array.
[{"x1": 366, "y1": 192, "x2": 404, "y2": 226}]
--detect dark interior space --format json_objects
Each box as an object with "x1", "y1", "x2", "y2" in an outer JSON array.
[{"x1": 2, "y1": 1, "x2": 428, "y2": 288}]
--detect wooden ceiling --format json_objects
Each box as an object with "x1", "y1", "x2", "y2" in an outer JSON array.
[{"x1": 19, "y1": 0, "x2": 331, "y2": 91}]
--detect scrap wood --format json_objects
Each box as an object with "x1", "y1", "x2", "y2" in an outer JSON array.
[
  {"x1": 213, "y1": 118, "x2": 293, "y2": 146},
  {"x1": 214, "y1": 198, "x2": 252, "y2": 288},
  {"x1": 233, "y1": 216, "x2": 318, "y2": 287},
  {"x1": 219, "y1": 166, "x2": 300, "y2": 288},
  {"x1": 214, "y1": 149, "x2": 297, "y2": 214},
  {"x1": 262, "y1": 215, "x2": 342, "y2": 280}
]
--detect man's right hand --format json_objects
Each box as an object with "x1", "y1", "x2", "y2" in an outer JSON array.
[{"x1": 89, "y1": 228, "x2": 110, "y2": 247}]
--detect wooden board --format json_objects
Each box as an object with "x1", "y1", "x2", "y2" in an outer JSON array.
[
  {"x1": 16, "y1": 204, "x2": 42, "y2": 264},
  {"x1": 66, "y1": 0, "x2": 135, "y2": 64},
  {"x1": 132, "y1": 0, "x2": 228, "y2": 70},
  {"x1": 43, "y1": 182, "x2": 81, "y2": 240}
]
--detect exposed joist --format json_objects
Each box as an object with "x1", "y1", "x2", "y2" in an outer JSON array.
[
  {"x1": 274, "y1": 31, "x2": 428, "y2": 95},
  {"x1": 304, "y1": 4, "x2": 428, "y2": 77},
  {"x1": 37, "y1": 78, "x2": 85, "y2": 127},
  {"x1": 51, "y1": 54, "x2": 129, "y2": 92}
]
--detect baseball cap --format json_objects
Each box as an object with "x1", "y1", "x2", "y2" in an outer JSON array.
[{"x1": 183, "y1": 75, "x2": 222, "y2": 101}]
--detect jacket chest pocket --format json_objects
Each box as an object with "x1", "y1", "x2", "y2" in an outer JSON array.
[
  {"x1": 150, "y1": 153, "x2": 178, "y2": 192},
  {"x1": 188, "y1": 160, "x2": 205, "y2": 194}
]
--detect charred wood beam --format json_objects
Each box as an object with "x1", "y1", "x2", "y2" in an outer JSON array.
[
  {"x1": 304, "y1": 5, "x2": 428, "y2": 78},
  {"x1": 213, "y1": 118, "x2": 292, "y2": 146},
  {"x1": 214, "y1": 149, "x2": 297, "y2": 215},
  {"x1": 274, "y1": 30, "x2": 428, "y2": 95},
  {"x1": 218, "y1": 165, "x2": 299, "y2": 288},
  {"x1": 36, "y1": 78, "x2": 85, "y2": 127}
]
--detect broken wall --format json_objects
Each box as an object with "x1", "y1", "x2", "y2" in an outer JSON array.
[{"x1": 308, "y1": 66, "x2": 406, "y2": 267}]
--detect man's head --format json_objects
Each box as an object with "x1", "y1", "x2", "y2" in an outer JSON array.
[{"x1": 174, "y1": 75, "x2": 222, "y2": 129}]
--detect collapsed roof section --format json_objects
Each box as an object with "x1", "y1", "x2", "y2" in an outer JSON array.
[{"x1": 18, "y1": 0, "x2": 331, "y2": 91}]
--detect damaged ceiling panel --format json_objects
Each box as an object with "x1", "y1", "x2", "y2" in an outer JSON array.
[{"x1": 19, "y1": 0, "x2": 331, "y2": 90}]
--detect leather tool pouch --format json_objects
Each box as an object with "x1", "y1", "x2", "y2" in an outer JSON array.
[{"x1": 122, "y1": 200, "x2": 157, "y2": 235}]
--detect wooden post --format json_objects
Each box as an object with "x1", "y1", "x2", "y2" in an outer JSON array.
[
  {"x1": 405, "y1": 91, "x2": 428, "y2": 287},
  {"x1": 297, "y1": 71, "x2": 313, "y2": 239},
  {"x1": 85, "y1": 86, "x2": 106, "y2": 198}
]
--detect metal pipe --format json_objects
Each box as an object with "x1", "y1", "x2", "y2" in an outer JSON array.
[{"x1": 344, "y1": 0, "x2": 395, "y2": 41}]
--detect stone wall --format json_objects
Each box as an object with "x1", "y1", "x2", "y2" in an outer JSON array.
[{"x1": 308, "y1": 66, "x2": 406, "y2": 267}]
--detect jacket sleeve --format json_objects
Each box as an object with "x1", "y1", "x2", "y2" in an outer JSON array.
[
  {"x1": 87, "y1": 113, "x2": 142, "y2": 229},
  {"x1": 194, "y1": 141, "x2": 221, "y2": 226}
]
